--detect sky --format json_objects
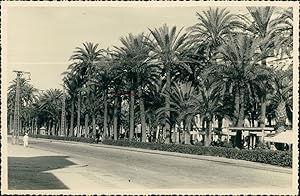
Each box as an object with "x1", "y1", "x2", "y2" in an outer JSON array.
[{"x1": 5, "y1": 5, "x2": 250, "y2": 91}]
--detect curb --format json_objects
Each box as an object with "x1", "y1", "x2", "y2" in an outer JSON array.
[{"x1": 30, "y1": 137, "x2": 292, "y2": 174}]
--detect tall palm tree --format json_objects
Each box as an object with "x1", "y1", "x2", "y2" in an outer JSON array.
[
  {"x1": 216, "y1": 34, "x2": 273, "y2": 148},
  {"x1": 147, "y1": 24, "x2": 192, "y2": 143},
  {"x1": 68, "y1": 42, "x2": 104, "y2": 137},
  {"x1": 187, "y1": 7, "x2": 242, "y2": 131},
  {"x1": 188, "y1": 7, "x2": 241, "y2": 61},
  {"x1": 91, "y1": 54, "x2": 113, "y2": 138},
  {"x1": 109, "y1": 57, "x2": 127, "y2": 140},
  {"x1": 114, "y1": 33, "x2": 160, "y2": 142},
  {"x1": 63, "y1": 73, "x2": 80, "y2": 137},
  {"x1": 114, "y1": 34, "x2": 140, "y2": 141},
  {"x1": 240, "y1": 6, "x2": 279, "y2": 128}
]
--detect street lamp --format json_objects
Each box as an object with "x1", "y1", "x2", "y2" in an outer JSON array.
[{"x1": 12, "y1": 70, "x2": 30, "y2": 145}]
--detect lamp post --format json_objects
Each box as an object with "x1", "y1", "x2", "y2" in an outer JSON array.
[{"x1": 12, "y1": 70, "x2": 30, "y2": 145}]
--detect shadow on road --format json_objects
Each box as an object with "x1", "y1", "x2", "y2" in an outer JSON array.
[{"x1": 8, "y1": 155, "x2": 75, "y2": 190}]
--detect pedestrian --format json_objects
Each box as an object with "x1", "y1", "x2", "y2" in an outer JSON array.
[
  {"x1": 270, "y1": 143, "x2": 277, "y2": 151},
  {"x1": 243, "y1": 137, "x2": 249, "y2": 149},
  {"x1": 99, "y1": 134, "x2": 103, "y2": 143},
  {"x1": 23, "y1": 133, "x2": 29, "y2": 147},
  {"x1": 96, "y1": 131, "x2": 100, "y2": 143}
]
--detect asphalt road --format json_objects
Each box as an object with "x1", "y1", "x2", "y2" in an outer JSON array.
[{"x1": 8, "y1": 138, "x2": 293, "y2": 191}]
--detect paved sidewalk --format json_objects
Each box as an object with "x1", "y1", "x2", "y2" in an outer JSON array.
[
  {"x1": 30, "y1": 137, "x2": 292, "y2": 174},
  {"x1": 8, "y1": 143, "x2": 102, "y2": 190}
]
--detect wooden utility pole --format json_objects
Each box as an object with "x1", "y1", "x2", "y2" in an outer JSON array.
[{"x1": 12, "y1": 70, "x2": 30, "y2": 144}]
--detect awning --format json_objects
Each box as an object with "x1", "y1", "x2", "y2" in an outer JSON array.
[{"x1": 264, "y1": 130, "x2": 294, "y2": 144}]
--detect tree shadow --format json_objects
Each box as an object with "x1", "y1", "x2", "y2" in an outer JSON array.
[{"x1": 8, "y1": 155, "x2": 75, "y2": 190}]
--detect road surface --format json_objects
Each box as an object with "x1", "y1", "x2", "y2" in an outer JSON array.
[{"x1": 7, "y1": 137, "x2": 293, "y2": 193}]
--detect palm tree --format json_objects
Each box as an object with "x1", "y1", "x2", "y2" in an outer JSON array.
[
  {"x1": 192, "y1": 78, "x2": 225, "y2": 147},
  {"x1": 114, "y1": 33, "x2": 160, "y2": 142},
  {"x1": 8, "y1": 78, "x2": 38, "y2": 110},
  {"x1": 108, "y1": 57, "x2": 127, "y2": 140},
  {"x1": 143, "y1": 78, "x2": 166, "y2": 142},
  {"x1": 270, "y1": 66, "x2": 292, "y2": 132},
  {"x1": 188, "y1": 7, "x2": 241, "y2": 61},
  {"x1": 147, "y1": 24, "x2": 192, "y2": 143},
  {"x1": 168, "y1": 82, "x2": 198, "y2": 144},
  {"x1": 38, "y1": 89, "x2": 63, "y2": 135},
  {"x1": 187, "y1": 7, "x2": 242, "y2": 132},
  {"x1": 68, "y1": 42, "x2": 104, "y2": 137},
  {"x1": 92, "y1": 54, "x2": 113, "y2": 138},
  {"x1": 63, "y1": 73, "x2": 80, "y2": 136},
  {"x1": 8, "y1": 77, "x2": 38, "y2": 133},
  {"x1": 272, "y1": 7, "x2": 293, "y2": 57},
  {"x1": 113, "y1": 34, "x2": 140, "y2": 141},
  {"x1": 240, "y1": 6, "x2": 279, "y2": 128},
  {"x1": 216, "y1": 34, "x2": 273, "y2": 148}
]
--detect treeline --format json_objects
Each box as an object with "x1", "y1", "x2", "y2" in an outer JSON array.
[{"x1": 8, "y1": 7, "x2": 293, "y2": 147}]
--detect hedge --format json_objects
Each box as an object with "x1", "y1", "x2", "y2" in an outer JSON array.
[
  {"x1": 30, "y1": 134, "x2": 95, "y2": 143},
  {"x1": 102, "y1": 139, "x2": 292, "y2": 168},
  {"x1": 30, "y1": 134, "x2": 292, "y2": 168}
]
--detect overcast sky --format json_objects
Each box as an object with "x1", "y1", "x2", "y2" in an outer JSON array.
[{"x1": 6, "y1": 6, "x2": 250, "y2": 90}]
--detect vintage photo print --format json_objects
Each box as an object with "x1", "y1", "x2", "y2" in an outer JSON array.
[{"x1": 1, "y1": 1, "x2": 299, "y2": 195}]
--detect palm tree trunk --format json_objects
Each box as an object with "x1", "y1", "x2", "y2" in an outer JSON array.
[
  {"x1": 113, "y1": 96, "x2": 118, "y2": 140},
  {"x1": 85, "y1": 113, "x2": 89, "y2": 138},
  {"x1": 276, "y1": 101, "x2": 287, "y2": 132},
  {"x1": 103, "y1": 89, "x2": 108, "y2": 137},
  {"x1": 235, "y1": 87, "x2": 245, "y2": 148},
  {"x1": 234, "y1": 89, "x2": 240, "y2": 126},
  {"x1": 164, "y1": 67, "x2": 171, "y2": 143},
  {"x1": 57, "y1": 120, "x2": 60, "y2": 135},
  {"x1": 9, "y1": 114, "x2": 13, "y2": 134},
  {"x1": 205, "y1": 119, "x2": 212, "y2": 147},
  {"x1": 138, "y1": 85, "x2": 147, "y2": 142},
  {"x1": 50, "y1": 119, "x2": 54, "y2": 135},
  {"x1": 217, "y1": 116, "x2": 223, "y2": 132},
  {"x1": 31, "y1": 120, "x2": 34, "y2": 135},
  {"x1": 117, "y1": 96, "x2": 122, "y2": 139},
  {"x1": 129, "y1": 87, "x2": 135, "y2": 141},
  {"x1": 35, "y1": 117, "x2": 38, "y2": 134},
  {"x1": 179, "y1": 120, "x2": 186, "y2": 144},
  {"x1": 260, "y1": 58, "x2": 267, "y2": 128},
  {"x1": 47, "y1": 120, "x2": 50, "y2": 135},
  {"x1": 260, "y1": 96, "x2": 266, "y2": 127},
  {"x1": 92, "y1": 114, "x2": 96, "y2": 137},
  {"x1": 70, "y1": 100, "x2": 75, "y2": 137},
  {"x1": 184, "y1": 120, "x2": 191, "y2": 144},
  {"x1": 77, "y1": 93, "x2": 81, "y2": 137}
]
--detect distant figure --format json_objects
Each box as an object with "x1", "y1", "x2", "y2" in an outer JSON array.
[
  {"x1": 23, "y1": 133, "x2": 29, "y2": 147},
  {"x1": 244, "y1": 116, "x2": 251, "y2": 128},
  {"x1": 243, "y1": 138, "x2": 249, "y2": 149},
  {"x1": 95, "y1": 132, "x2": 100, "y2": 143},
  {"x1": 270, "y1": 143, "x2": 277, "y2": 151}
]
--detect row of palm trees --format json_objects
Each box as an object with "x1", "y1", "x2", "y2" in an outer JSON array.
[{"x1": 8, "y1": 7, "x2": 293, "y2": 147}]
